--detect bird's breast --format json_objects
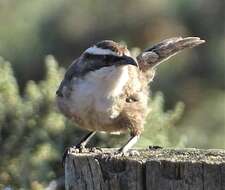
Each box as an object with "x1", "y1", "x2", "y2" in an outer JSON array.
[{"x1": 58, "y1": 65, "x2": 130, "y2": 131}]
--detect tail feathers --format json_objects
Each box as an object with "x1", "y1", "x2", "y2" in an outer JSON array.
[{"x1": 137, "y1": 37, "x2": 205, "y2": 72}]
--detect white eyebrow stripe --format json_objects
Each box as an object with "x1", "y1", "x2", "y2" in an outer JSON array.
[{"x1": 85, "y1": 46, "x2": 120, "y2": 56}]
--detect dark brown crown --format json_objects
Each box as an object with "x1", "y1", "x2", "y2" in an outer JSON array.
[{"x1": 95, "y1": 40, "x2": 128, "y2": 55}]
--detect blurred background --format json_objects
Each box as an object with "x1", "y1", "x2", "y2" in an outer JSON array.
[{"x1": 0, "y1": 0, "x2": 224, "y2": 189}]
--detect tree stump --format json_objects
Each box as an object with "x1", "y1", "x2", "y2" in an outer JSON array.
[{"x1": 65, "y1": 148, "x2": 225, "y2": 190}]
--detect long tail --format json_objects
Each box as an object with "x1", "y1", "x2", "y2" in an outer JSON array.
[{"x1": 137, "y1": 37, "x2": 205, "y2": 72}]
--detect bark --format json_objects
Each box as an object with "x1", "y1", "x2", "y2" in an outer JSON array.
[{"x1": 65, "y1": 148, "x2": 225, "y2": 190}]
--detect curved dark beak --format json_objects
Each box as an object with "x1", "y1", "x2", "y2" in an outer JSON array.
[{"x1": 118, "y1": 55, "x2": 138, "y2": 67}]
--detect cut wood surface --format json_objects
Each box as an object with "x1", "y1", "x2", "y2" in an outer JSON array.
[{"x1": 65, "y1": 148, "x2": 225, "y2": 190}]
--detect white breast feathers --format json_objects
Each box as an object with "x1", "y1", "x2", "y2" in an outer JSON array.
[{"x1": 68, "y1": 65, "x2": 129, "y2": 124}]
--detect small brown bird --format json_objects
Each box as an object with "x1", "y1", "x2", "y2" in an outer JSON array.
[{"x1": 56, "y1": 37, "x2": 205, "y2": 159}]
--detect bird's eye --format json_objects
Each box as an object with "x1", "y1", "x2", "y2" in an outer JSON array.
[{"x1": 126, "y1": 96, "x2": 139, "y2": 103}]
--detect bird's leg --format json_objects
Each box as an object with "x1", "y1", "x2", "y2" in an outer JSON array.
[
  {"x1": 117, "y1": 134, "x2": 140, "y2": 155},
  {"x1": 62, "y1": 131, "x2": 96, "y2": 167},
  {"x1": 75, "y1": 131, "x2": 96, "y2": 149}
]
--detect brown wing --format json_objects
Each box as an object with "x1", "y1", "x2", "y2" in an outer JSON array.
[{"x1": 56, "y1": 59, "x2": 80, "y2": 97}]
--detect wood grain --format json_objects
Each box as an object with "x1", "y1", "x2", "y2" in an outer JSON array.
[{"x1": 65, "y1": 148, "x2": 225, "y2": 190}]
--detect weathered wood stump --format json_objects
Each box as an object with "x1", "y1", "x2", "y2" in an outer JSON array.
[{"x1": 65, "y1": 148, "x2": 225, "y2": 190}]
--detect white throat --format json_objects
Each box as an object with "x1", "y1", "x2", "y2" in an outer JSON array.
[{"x1": 87, "y1": 65, "x2": 129, "y2": 96}]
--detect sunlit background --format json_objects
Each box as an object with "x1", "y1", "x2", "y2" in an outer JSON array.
[{"x1": 0, "y1": 0, "x2": 224, "y2": 189}]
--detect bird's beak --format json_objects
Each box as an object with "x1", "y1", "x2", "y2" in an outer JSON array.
[{"x1": 120, "y1": 55, "x2": 139, "y2": 67}]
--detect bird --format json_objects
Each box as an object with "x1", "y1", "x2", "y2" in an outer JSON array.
[{"x1": 56, "y1": 37, "x2": 205, "y2": 161}]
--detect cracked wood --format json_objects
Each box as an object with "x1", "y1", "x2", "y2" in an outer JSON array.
[{"x1": 65, "y1": 148, "x2": 225, "y2": 190}]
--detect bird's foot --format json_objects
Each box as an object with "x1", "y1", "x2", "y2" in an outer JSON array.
[
  {"x1": 114, "y1": 149, "x2": 140, "y2": 157},
  {"x1": 77, "y1": 144, "x2": 88, "y2": 153},
  {"x1": 61, "y1": 144, "x2": 87, "y2": 167},
  {"x1": 127, "y1": 150, "x2": 140, "y2": 157},
  {"x1": 90, "y1": 147, "x2": 103, "y2": 153}
]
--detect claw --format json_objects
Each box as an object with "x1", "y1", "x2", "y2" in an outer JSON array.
[
  {"x1": 90, "y1": 147, "x2": 103, "y2": 153},
  {"x1": 62, "y1": 145, "x2": 85, "y2": 167},
  {"x1": 115, "y1": 149, "x2": 140, "y2": 157},
  {"x1": 61, "y1": 131, "x2": 96, "y2": 167},
  {"x1": 128, "y1": 150, "x2": 140, "y2": 157}
]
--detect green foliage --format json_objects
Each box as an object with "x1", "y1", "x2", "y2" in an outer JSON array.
[
  {"x1": 0, "y1": 56, "x2": 67, "y2": 189},
  {"x1": 0, "y1": 56, "x2": 184, "y2": 189},
  {"x1": 180, "y1": 90, "x2": 225, "y2": 148},
  {"x1": 137, "y1": 92, "x2": 186, "y2": 148}
]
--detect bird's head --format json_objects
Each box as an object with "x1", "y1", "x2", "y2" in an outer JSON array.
[{"x1": 80, "y1": 40, "x2": 138, "y2": 70}]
